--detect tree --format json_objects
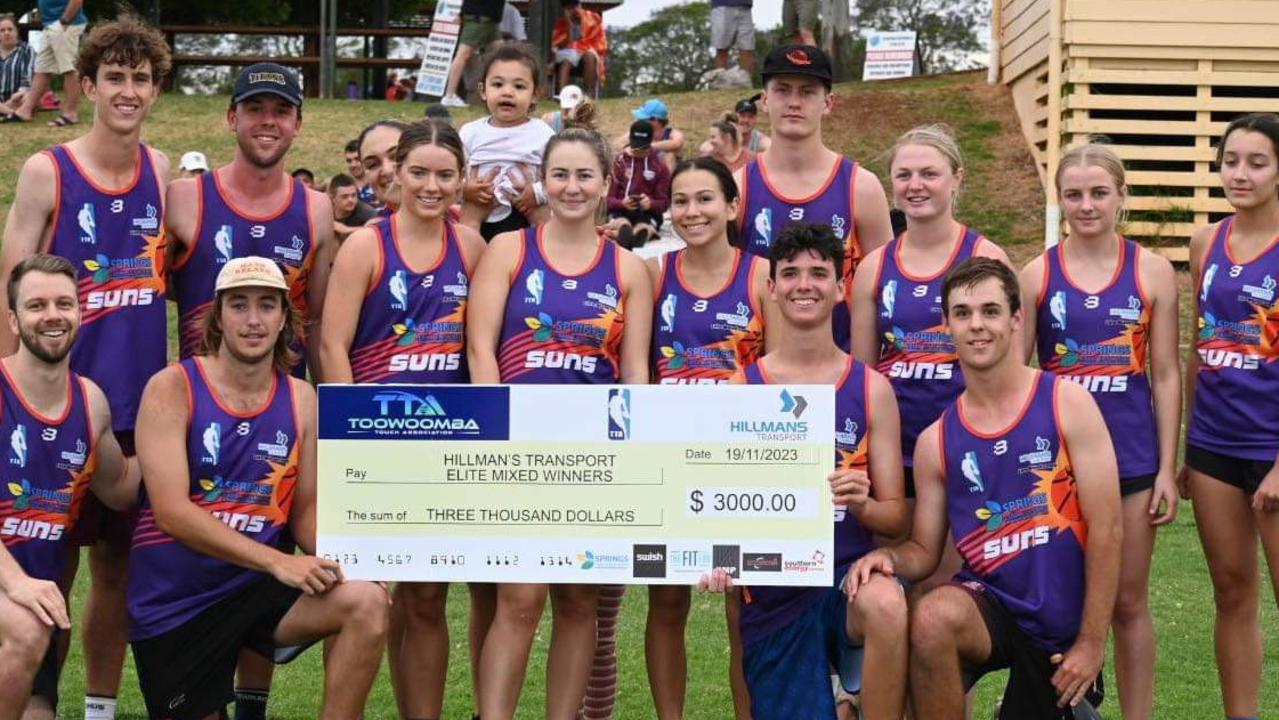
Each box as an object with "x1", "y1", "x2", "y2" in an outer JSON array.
[
  {"x1": 602, "y1": 2, "x2": 714, "y2": 97},
  {"x1": 855, "y1": 0, "x2": 988, "y2": 74}
]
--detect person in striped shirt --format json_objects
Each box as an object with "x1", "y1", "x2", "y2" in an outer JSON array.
[{"x1": 0, "y1": 15, "x2": 34, "y2": 116}]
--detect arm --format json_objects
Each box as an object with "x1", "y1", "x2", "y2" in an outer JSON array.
[
  {"x1": 60, "y1": 0, "x2": 84, "y2": 22},
  {"x1": 1018, "y1": 255, "x2": 1045, "y2": 364},
  {"x1": 1052, "y1": 381, "x2": 1121, "y2": 707},
  {"x1": 163, "y1": 178, "x2": 198, "y2": 273},
  {"x1": 605, "y1": 157, "x2": 628, "y2": 212},
  {"x1": 751, "y1": 258, "x2": 780, "y2": 353},
  {"x1": 305, "y1": 190, "x2": 338, "y2": 379},
  {"x1": 0, "y1": 154, "x2": 57, "y2": 355},
  {"x1": 135, "y1": 368, "x2": 340, "y2": 593},
  {"x1": 465, "y1": 231, "x2": 521, "y2": 383},
  {"x1": 845, "y1": 421, "x2": 949, "y2": 594},
  {"x1": 1140, "y1": 249, "x2": 1181, "y2": 523},
  {"x1": 647, "y1": 163, "x2": 671, "y2": 215},
  {"x1": 317, "y1": 228, "x2": 378, "y2": 383},
  {"x1": 652, "y1": 128, "x2": 685, "y2": 158},
  {"x1": 841, "y1": 369, "x2": 908, "y2": 538},
  {"x1": 0, "y1": 544, "x2": 68, "y2": 628},
  {"x1": 1179, "y1": 224, "x2": 1215, "y2": 497},
  {"x1": 618, "y1": 251, "x2": 653, "y2": 383},
  {"x1": 84, "y1": 381, "x2": 138, "y2": 511},
  {"x1": 850, "y1": 246, "x2": 884, "y2": 365},
  {"x1": 852, "y1": 165, "x2": 893, "y2": 259}
]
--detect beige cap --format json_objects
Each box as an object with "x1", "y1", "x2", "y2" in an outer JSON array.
[
  {"x1": 559, "y1": 84, "x2": 584, "y2": 110},
  {"x1": 215, "y1": 256, "x2": 289, "y2": 292},
  {"x1": 179, "y1": 151, "x2": 209, "y2": 172}
]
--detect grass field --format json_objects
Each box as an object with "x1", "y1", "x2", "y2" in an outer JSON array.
[{"x1": 3, "y1": 72, "x2": 1279, "y2": 718}]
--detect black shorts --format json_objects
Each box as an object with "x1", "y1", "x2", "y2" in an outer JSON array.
[
  {"x1": 132, "y1": 576, "x2": 304, "y2": 720},
  {"x1": 1120, "y1": 473, "x2": 1156, "y2": 497},
  {"x1": 956, "y1": 581, "x2": 1103, "y2": 720},
  {"x1": 608, "y1": 208, "x2": 663, "y2": 229},
  {"x1": 480, "y1": 207, "x2": 529, "y2": 242},
  {"x1": 31, "y1": 629, "x2": 60, "y2": 710},
  {"x1": 904, "y1": 465, "x2": 916, "y2": 499},
  {"x1": 1185, "y1": 444, "x2": 1273, "y2": 495},
  {"x1": 69, "y1": 431, "x2": 139, "y2": 547}
]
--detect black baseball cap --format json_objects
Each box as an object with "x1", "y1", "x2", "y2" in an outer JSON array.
[
  {"x1": 629, "y1": 120, "x2": 654, "y2": 149},
  {"x1": 761, "y1": 44, "x2": 833, "y2": 87},
  {"x1": 735, "y1": 94, "x2": 761, "y2": 115},
  {"x1": 232, "y1": 63, "x2": 303, "y2": 107}
]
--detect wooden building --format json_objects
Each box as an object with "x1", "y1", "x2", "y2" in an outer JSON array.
[{"x1": 990, "y1": 0, "x2": 1279, "y2": 258}]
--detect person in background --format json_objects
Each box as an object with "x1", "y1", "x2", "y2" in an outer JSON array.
[
  {"x1": 441, "y1": 0, "x2": 504, "y2": 108},
  {"x1": 627, "y1": 99, "x2": 684, "y2": 173},
  {"x1": 344, "y1": 139, "x2": 377, "y2": 206},
  {"x1": 606, "y1": 120, "x2": 671, "y2": 249},
  {"x1": 551, "y1": 0, "x2": 605, "y2": 98},
  {"x1": 328, "y1": 174, "x2": 378, "y2": 241},
  {"x1": 178, "y1": 151, "x2": 209, "y2": 178},
  {"x1": 543, "y1": 83, "x2": 583, "y2": 133},
  {"x1": 2, "y1": 0, "x2": 85, "y2": 125},
  {"x1": 424, "y1": 102, "x2": 454, "y2": 124},
  {"x1": 711, "y1": 0, "x2": 755, "y2": 75},
  {"x1": 735, "y1": 95, "x2": 770, "y2": 153},
  {"x1": 705, "y1": 115, "x2": 753, "y2": 173},
  {"x1": 0, "y1": 14, "x2": 34, "y2": 116},
  {"x1": 291, "y1": 167, "x2": 316, "y2": 190},
  {"x1": 499, "y1": 1, "x2": 526, "y2": 42}
]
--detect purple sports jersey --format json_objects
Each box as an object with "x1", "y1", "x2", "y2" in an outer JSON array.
[
  {"x1": 170, "y1": 171, "x2": 314, "y2": 377},
  {"x1": 652, "y1": 249, "x2": 764, "y2": 383},
  {"x1": 349, "y1": 216, "x2": 470, "y2": 383},
  {"x1": 875, "y1": 227, "x2": 979, "y2": 464},
  {"x1": 738, "y1": 357, "x2": 873, "y2": 644},
  {"x1": 1036, "y1": 238, "x2": 1157, "y2": 478},
  {"x1": 46, "y1": 143, "x2": 166, "y2": 432},
  {"x1": 128, "y1": 358, "x2": 298, "y2": 641},
  {"x1": 497, "y1": 227, "x2": 626, "y2": 383},
  {"x1": 0, "y1": 365, "x2": 95, "y2": 582},
  {"x1": 941, "y1": 372, "x2": 1087, "y2": 653},
  {"x1": 739, "y1": 155, "x2": 861, "y2": 350},
  {"x1": 1188, "y1": 218, "x2": 1279, "y2": 461}
]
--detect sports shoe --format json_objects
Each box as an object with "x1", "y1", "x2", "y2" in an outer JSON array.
[{"x1": 440, "y1": 94, "x2": 467, "y2": 108}]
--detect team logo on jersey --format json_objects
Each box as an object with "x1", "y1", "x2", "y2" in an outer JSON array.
[
  {"x1": 692, "y1": 299, "x2": 709, "y2": 312},
  {"x1": 1084, "y1": 295, "x2": 1100, "y2": 310},
  {"x1": 58, "y1": 438, "x2": 87, "y2": 471},
  {"x1": 443, "y1": 272, "x2": 469, "y2": 300},
  {"x1": 110, "y1": 199, "x2": 124, "y2": 213},
  {"x1": 754, "y1": 208, "x2": 772, "y2": 245},
  {"x1": 961, "y1": 451, "x2": 983, "y2": 493},
  {"x1": 201, "y1": 422, "x2": 221, "y2": 465},
  {"x1": 1243, "y1": 274, "x2": 1277, "y2": 303},
  {"x1": 660, "y1": 294, "x2": 677, "y2": 333},
  {"x1": 214, "y1": 225, "x2": 234, "y2": 263},
  {"x1": 9, "y1": 425, "x2": 27, "y2": 467},
  {"x1": 525, "y1": 269, "x2": 545, "y2": 305},
  {"x1": 1049, "y1": 291, "x2": 1067, "y2": 330},
  {"x1": 1200, "y1": 263, "x2": 1218, "y2": 303},
  {"x1": 562, "y1": 279, "x2": 578, "y2": 290},
  {"x1": 607, "y1": 389, "x2": 631, "y2": 440},
  {"x1": 913, "y1": 284, "x2": 928, "y2": 298},
  {"x1": 390, "y1": 270, "x2": 409, "y2": 310},
  {"x1": 4, "y1": 478, "x2": 71, "y2": 515},
  {"x1": 835, "y1": 417, "x2": 859, "y2": 448},
  {"x1": 78, "y1": 203, "x2": 97, "y2": 244},
  {"x1": 274, "y1": 235, "x2": 306, "y2": 263},
  {"x1": 1108, "y1": 295, "x2": 1142, "y2": 323},
  {"x1": 788, "y1": 207, "x2": 805, "y2": 222},
  {"x1": 133, "y1": 203, "x2": 160, "y2": 233},
  {"x1": 586, "y1": 283, "x2": 619, "y2": 311},
  {"x1": 236, "y1": 422, "x2": 251, "y2": 436},
  {"x1": 524, "y1": 312, "x2": 556, "y2": 342},
  {"x1": 250, "y1": 225, "x2": 266, "y2": 239},
  {"x1": 715, "y1": 301, "x2": 752, "y2": 330},
  {"x1": 1017, "y1": 435, "x2": 1054, "y2": 471},
  {"x1": 40, "y1": 427, "x2": 56, "y2": 442},
  {"x1": 880, "y1": 280, "x2": 898, "y2": 319},
  {"x1": 830, "y1": 214, "x2": 846, "y2": 239},
  {"x1": 659, "y1": 341, "x2": 688, "y2": 369},
  {"x1": 256, "y1": 430, "x2": 290, "y2": 461},
  {"x1": 992, "y1": 439, "x2": 1008, "y2": 456}
]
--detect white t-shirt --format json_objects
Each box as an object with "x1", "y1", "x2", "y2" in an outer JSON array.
[{"x1": 459, "y1": 116, "x2": 555, "y2": 223}]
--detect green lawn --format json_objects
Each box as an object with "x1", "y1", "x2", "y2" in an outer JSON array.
[{"x1": 5, "y1": 76, "x2": 1279, "y2": 718}]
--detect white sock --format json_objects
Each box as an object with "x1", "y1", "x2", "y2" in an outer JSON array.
[{"x1": 84, "y1": 695, "x2": 116, "y2": 720}]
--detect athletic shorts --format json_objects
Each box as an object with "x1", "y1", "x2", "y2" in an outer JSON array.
[
  {"x1": 742, "y1": 588, "x2": 863, "y2": 720},
  {"x1": 956, "y1": 580, "x2": 1104, "y2": 720},
  {"x1": 459, "y1": 14, "x2": 499, "y2": 49},
  {"x1": 34, "y1": 22, "x2": 84, "y2": 75},
  {"x1": 608, "y1": 208, "x2": 663, "y2": 229},
  {"x1": 31, "y1": 629, "x2": 60, "y2": 710},
  {"x1": 711, "y1": 6, "x2": 755, "y2": 51},
  {"x1": 1185, "y1": 444, "x2": 1273, "y2": 496},
  {"x1": 69, "y1": 431, "x2": 139, "y2": 547},
  {"x1": 132, "y1": 575, "x2": 304, "y2": 720},
  {"x1": 555, "y1": 48, "x2": 584, "y2": 67},
  {"x1": 782, "y1": 0, "x2": 818, "y2": 35},
  {"x1": 1120, "y1": 473, "x2": 1156, "y2": 497},
  {"x1": 480, "y1": 206, "x2": 529, "y2": 242}
]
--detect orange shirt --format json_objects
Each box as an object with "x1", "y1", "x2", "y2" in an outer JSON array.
[{"x1": 552, "y1": 10, "x2": 607, "y2": 57}]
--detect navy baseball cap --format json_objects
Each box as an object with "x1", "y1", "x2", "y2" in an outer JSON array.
[
  {"x1": 762, "y1": 44, "x2": 833, "y2": 87},
  {"x1": 232, "y1": 63, "x2": 303, "y2": 107}
]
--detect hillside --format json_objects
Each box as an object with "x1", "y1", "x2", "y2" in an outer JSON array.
[{"x1": 0, "y1": 71, "x2": 1045, "y2": 264}]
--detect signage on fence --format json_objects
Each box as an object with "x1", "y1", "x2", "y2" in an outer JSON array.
[
  {"x1": 863, "y1": 30, "x2": 918, "y2": 81},
  {"x1": 416, "y1": 0, "x2": 463, "y2": 97}
]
